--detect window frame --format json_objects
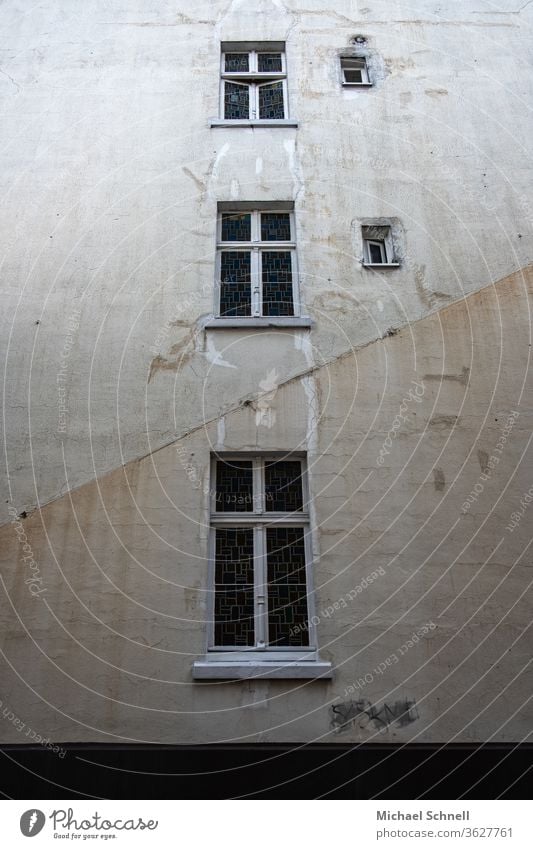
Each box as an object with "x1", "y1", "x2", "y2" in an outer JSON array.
[
  {"x1": 215, "y1": 208, "x2": 300, "y2": 319},
  {"x1": 220, "y1": 48, "x2": 289, "y2": 122},
  {"x1": 364, "y1": 238, "x2": 387, "y2": 265},
  {"x1": 340, "y1": 55, "x2": 372, "y2": 87},
  {"x1": 362, "y1": 225, "x2": 399, "y2": 267},
  {"x1": 207, "y1": 454, "x2": 317, "y2": 655}
]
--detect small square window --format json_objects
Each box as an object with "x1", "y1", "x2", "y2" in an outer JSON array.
[
  {"x1": 367, "y1": 239, "x2": 387, "y2": 264},
  {"x1": 362, "y1": 225, "x2": 397, "y2": 266},
  {"x1": 341, "y1": 56, "x2": 370, "y2": 86}
]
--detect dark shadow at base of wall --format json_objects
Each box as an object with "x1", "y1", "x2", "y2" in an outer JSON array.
[{"x1": 0, "y1": 743, "x2": 530, "y2": 799}]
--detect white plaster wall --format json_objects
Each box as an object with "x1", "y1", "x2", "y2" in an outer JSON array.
[{"x1": 2, "y1": 0, "x2": 533, "y2": 520}]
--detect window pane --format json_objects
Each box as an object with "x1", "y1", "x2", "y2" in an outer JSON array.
[
  {"x1": 215, "y1": 528, "x2": 255, "y2": 647},
  {"x1": 261, "y1": 213, "x2": 291, "y2": 242},
  {"x1": 221, "y1": 213, "x2": 252, "y2": 242},
  {"x1": 215, "y1": 460, "x2": 254, "y2": 512},
  {"x1": 344, "y1": 69, "x2": 363, "y2": 83},
  {"x1": 343, "y1": 58, "x2": 365, "y2": 68},
  {"x1": 258, "y1": 53, "x2": 282, "y2": 73},
  {"x1": 265, "y1": 460, "x2": 303, "y2": 512},
  {"x1": 225, "y1": 53, "x2": 249, "y2": 73},
  {"x1": 224, "y1": 81, "x2": 249, "y2": 119},
  {"x1": 220, "y1": 252, "x2": 252, "y2": 316},
  {"x1": 267, "y1": 527, "x2": 309, "y2": 647},
  {"x1": 262, "y1": 251, "x2": 294, "y2": 316},
  {"x1": 258, "y1": 81, "x2": 285, "y2": 119},
  {"x1": 369, "y1": 242, "x2": 384, "y2": 263}
]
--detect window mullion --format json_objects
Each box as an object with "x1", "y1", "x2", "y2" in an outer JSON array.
[
  {"x1": 252, "y1": 248, "x2": 261, "y2": 316},
  {"x1": 254, "y1": 525, "x2": 267, "y2": 648},
  {"x1": 251, "y1": 210, "x2": 260, "y2": 243}
]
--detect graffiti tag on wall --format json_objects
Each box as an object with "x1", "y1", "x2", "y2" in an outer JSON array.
[{"x1": 330, "y1": 698, "x2": 419, "y2": 734}]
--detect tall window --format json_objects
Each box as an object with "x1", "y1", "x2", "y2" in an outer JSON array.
[
  {"x1": 208, "y1": 455, "x2": 314, "y2": 651},
  {"x1": 216, "y1": 206, "x2": 298, "y2": 318},
  {"x1": 221, "y1": 44, "x2": 288, "y2": 121}
]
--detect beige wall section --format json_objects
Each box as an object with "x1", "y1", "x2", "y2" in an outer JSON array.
[
  {"x1": 2, "y1": 0, "x2": 533, "y2": 521},
  {"x1": 1, "y1": 266, "x2": 531, "y2": 744}
]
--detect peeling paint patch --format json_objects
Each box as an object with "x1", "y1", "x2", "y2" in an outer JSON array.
[
  {"x1": 423, "y1": 366, "x2": 470, "y2": 387},
  {"x1": 433, "y1": 468, "x2": 446, "y2": 491},
  {"x1": 429, "y1": 415, "x2": 459, "y2": 429},
  {"x1": 148, "y1": 323, "x2": 204, "y2": 382},
  {"x1": 205, "y1": 335, "x2": 237, "y2": 369},
  {"x1": 148, "y1": 355, "x2": 177, "y2": 383},
  {"x1": 211, "y1": 143, "x2": 230, "y2": 184},
  {"x1": 182, "y1": 166, "x2": 206, "y2": 195},
  {"x1": 216, "y1": 416, "x2": 226, "y2": 448},
  {"x1": 415, "y1": 264, "x2": 452, "y2": 309},
  {"x1": 477, "y1": 449, "x2": 490, "y2": 474}
]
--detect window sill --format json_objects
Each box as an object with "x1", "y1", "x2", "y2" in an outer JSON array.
[
  {"x1": 192, "y1": 657, "x2": 333, "y2": 680},
  {"x1": 362, "y1": 262, "x2": 400, "y2": 268},
  {"x1": 342, "y1": 82, "x2": 373, "y2": 88},
  {"x1": 210, "y1": 119, "x2": 299, "y2": 128},
  {"x1": 205, "y1": 317, "x2": 313, "y2": 329}
]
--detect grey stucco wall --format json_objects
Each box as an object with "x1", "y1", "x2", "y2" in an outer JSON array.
[{"x1": 0, "y1": 1, "x2": 532, "y2": 744}]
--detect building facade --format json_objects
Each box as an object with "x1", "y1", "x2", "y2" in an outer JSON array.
[{"x1": 1, "y1": 0, "x2": 532, "y2": 746}]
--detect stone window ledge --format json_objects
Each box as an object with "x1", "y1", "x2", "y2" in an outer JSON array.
[
  {"x1": 205, "y1": 317, "x2": 313, "y2": 329},
  {"x1": 362, "y1": 262, "x2": 400, "y2": 268},
  {"x1": 210, "y1": 119, "x2": 299, "y2": 128},
  {"x1": 192, "y1": 658, "x2": 333, "y2": 680}
]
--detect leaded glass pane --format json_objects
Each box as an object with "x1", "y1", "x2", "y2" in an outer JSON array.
[
  {"x1": 224, "y1": 81, "x2": 249, "y2": 120},
  {"x1": 258, "y1": 81, "x2": 285, "y2": 119},
  {"x1": 267, "y1": 527, "x2": 309, "y2": 647},
  {"x1": 258, "y1": 53, "x2": 282, "y2": 73},
  {"x1": 221, "y1": 213, "x2": 252, "y2": 242},
  {"x1": 215, "y1": 460, "x2": 254, "y2": 512},
  {"x1": 220, "y1": 251, "x2": 251, "y2": 316},
  {"x1": 225, "y1": 53, "x2": 249, "y2": 73},
  {"x1": 262, "y1": 251, "x2": 293, "y2": 316},
  {"x1": 215, "y1": 528, "x2": 255, "y2": 646},
  {"x1": 261, "y1": 213, "x2": 291, "y2": 242},
  {"x1": 265, "y1": 461, "x2": 303, "y2": 512}
]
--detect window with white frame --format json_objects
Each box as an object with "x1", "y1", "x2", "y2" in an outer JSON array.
[
  {"x1": 221, "y1": 44, "x2": 288, "y2": 121},
  {"x1": 208, "y1": 455, "x2": 314, "y2": 651},
  {"x1": 216, "y1": 206, "x2": 298, "y2": 318},
  {"x1": 362, "y1": 225, "x2": 395, "y2": 265},
  {"x1": 341, "y1": 55, "x2": 370, "y2": 86}
]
